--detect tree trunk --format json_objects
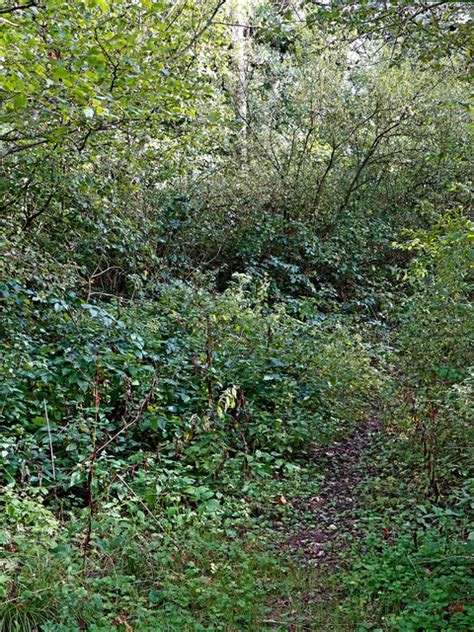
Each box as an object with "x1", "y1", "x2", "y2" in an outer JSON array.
[{"x1": 232, "y1": 0, "x2": 250, "y2": 161}]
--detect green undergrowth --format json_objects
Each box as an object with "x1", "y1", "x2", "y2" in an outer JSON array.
[
  {"x1": 339, "y1": 430, "x2": 474, "y2": 632},
  {"x1": 0, "y1": 274, "x2": 378, "y2": 629},
  {"x1": 0, "y1": 460, "x2": 346, "y2": 631},
  {"x1": 3, "y1": 423, "x2": 471, "y2": 631},
  {"x1": 1, "y1": 215, "x2": 472, "y2": 630}
]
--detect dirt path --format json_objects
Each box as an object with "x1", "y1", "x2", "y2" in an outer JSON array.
[
  {"x1": 265, "y1": 419, "x2": 382, "y2": 630},
  {"x1": 280, "y1": 419, "x2": 380, "y2": 568}
]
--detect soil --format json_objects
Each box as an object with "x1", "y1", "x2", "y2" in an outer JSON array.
[
  {"x1": 280, "y1": 419, "x2": 381, "y2": 568},
  {"x1": 265, "y1": 419, "x2": 382, "y2": 630}
]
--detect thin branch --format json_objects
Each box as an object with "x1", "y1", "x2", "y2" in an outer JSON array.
[
  {"x1": 116, "y1": 474, "x2": 180, "y2": 548},
  {"x1": 338, "y1": 115, "x2": 407, "y2": 214},
  {"x1": 168, "y1": 0, "x2": 227, "y2": 63},
  {"x1": 0, "y1": 2, "x2": 38, "y2": 15},
  {"x1": 81, "y1": 376, "x2": 158, "y2": 464},
  {"x1": 312, "y1": 144, "x2": 336, "y2": 209},
  {"x1": 0, "y1": 138, "x2": 49, "y2": 161},
  {"x1": 44, "y1": 401, "x2": 56, "y2": 480},
  {"x1": 22, "y1": 190, "x2": 54, "y2": 229}
]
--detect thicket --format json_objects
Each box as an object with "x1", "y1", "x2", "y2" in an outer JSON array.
[{"x1": 1, "y1": 1, "x2": 472, "y2": 630}]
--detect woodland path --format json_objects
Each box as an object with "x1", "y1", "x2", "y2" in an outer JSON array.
[
  {"x1": 284, "y1": 419, "x2": 380, "y2": 565},
  {"x1": 266, "y1": 419, "x2": 382, "y2": 630}
]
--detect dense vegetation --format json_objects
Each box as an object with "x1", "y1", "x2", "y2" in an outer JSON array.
[{"x1": 1, "y1": 1, "x2": 472, "y2": 630}]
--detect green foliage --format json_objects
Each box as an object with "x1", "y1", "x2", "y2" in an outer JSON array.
[
  {"x1": 0, "y1": 486, "x2": 77, "y2": 631},
  {"x1": 0, "y1": 273, "x2": 384, "y2": 490},
  {"x1": 0, "y1": 1, "x2": 471, "y2": 628},
  {"x1": 347, "y1": 500, "x2": 474, "y2": 631},
  {"x1": 389, "y1": 212, "x2": 473, "y2": 494},
  {"x1": 309, "y1": 0, "x2": 473, "y2": 65},
  {"x1": 350, "y1": 535, "x2": 473, "y2": 630}
]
